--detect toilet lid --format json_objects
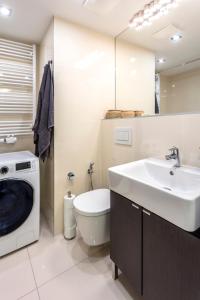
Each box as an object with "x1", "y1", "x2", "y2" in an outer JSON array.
[{"x1": 74, "y1": 189, "x2": 110, "y2": 217}]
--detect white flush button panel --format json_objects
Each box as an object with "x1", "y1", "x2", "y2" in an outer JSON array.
[{"x1": 114, "y1": 128, "x2": 132, "y2": 145}]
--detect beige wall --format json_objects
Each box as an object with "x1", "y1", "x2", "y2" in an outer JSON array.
[
  {"x1": 0, "y1": 135, "x2": 33, "y2": 154},
  {"x1": 53, "y1": 18, "x2": 115, "y2": 234},
  {"x1": 38, "y1": 18, "x2": 158, "y2": 234},
  {"x1": 160, "y1": 74, "x2": 170, "y2": 113},
  {"x1": 116, "y1": 39, "x2": 155, "y2": 114},
  {"x1": 101, "y1": 114, "x2": 200, "y2": 186},
  {"x1": 39, "y1": 20, "x2": 54, "y2": 233},
  {"x1": 38, "y1": 19, "x2": 200, "y2": 236},
  {"x1": 160, "y1": 69, "x2": 200, "y2": 114}
]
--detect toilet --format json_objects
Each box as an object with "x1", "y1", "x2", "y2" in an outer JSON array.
[{"x1": 73, "y1": 189, "x2": 110, "y2": 246}]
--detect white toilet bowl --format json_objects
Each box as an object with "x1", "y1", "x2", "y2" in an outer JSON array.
[{"x1": 73, "y1": 189, "x2": 110, "y2": 246}]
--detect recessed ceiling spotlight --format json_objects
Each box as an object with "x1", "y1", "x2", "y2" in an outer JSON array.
[
  {"x1": 170, "y1": 33, "x2": 182, "y2": 42},
  {"x1": 157, "y1": 58, "x2": 166, "y2": 64},
  {"x1": 0, "y1": 6, "x2": 12, "y2": 17}
]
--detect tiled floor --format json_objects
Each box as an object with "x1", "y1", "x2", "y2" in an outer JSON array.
[{"x1": 0, "y1": 218, "x2": 141, "y2": 300}]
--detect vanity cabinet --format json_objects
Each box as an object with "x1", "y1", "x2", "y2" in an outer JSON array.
[
  {"x1": 110, "y1": 191, "x2": 142, "y2": 295},
  {"x1": 143, "y1": 211, "x2": 200, "y2": 300},
  {"x1": 110, "y1": 191, "x2": 200, "y2": 300}
]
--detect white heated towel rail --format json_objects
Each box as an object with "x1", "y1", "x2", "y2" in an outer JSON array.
[
  {"x1": 0, "y1": 121, "x2": 33, "y2": 137},
  {"x1": 0, "y1": 38, "x2": 36, "y2": 137}
]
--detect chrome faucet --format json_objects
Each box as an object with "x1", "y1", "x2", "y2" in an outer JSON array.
[{"x1": 165, "y1": 147, "x2": 181, "y2": 168}]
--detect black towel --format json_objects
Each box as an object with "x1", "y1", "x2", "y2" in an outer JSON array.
[{"x1": 33, "y1": 63, "x2": 54, "y2": 161}]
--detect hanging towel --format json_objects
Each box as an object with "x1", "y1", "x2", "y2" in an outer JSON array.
[
  {"x1": 33, "y1": 62, "x2": 54, "y2": 161},
  {"x1": 155, "y1": 92, "x2": 159, "y2": 114}
]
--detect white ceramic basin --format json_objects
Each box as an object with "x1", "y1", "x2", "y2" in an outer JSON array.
[{"x1": 108, "y1": 158, "x2": 200, "y2": 232}]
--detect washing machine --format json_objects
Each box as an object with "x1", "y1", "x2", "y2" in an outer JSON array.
[{"x1": 0, "y1": 151, "x2": 40, "y2": 257}]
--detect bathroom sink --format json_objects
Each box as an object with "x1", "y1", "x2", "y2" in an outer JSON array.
[{"x1": 108, "y1": 158, "x2": 200, "y2": 232}]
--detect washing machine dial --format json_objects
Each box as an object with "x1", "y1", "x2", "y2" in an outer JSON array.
[{"x1": 0, "y1": 166, "x2": 9, "y2": 175}]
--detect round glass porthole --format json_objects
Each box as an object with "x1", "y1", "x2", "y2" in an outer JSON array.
[{"x1": 0, "y1": 179, "x2": 33, "y2": 236}]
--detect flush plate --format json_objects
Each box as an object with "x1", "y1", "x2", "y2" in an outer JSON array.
[{"x1": 114, "y1": 127, "x2": 132, "y2": 145}]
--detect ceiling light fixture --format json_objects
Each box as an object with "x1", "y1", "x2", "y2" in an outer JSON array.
[
  {"x1": 0, "y1": 6, "x2": 12, "y2": 17},
  {"x1": 157, "y1": 58, "x2": 166, "y2": 64},
  {"x1": 129, "y1": 0, "x2": 181, "y2": 30},
  {"x1": 170, "y1": 33, "x2": 182, "y2": 42},
  {"x1": 82, "y1": 0, "x2": 90, "y2": 6}
]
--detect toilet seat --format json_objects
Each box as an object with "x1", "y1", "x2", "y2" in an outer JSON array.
[{"x1": 74, "y1": 189, "x2": 110, "y2": 217}]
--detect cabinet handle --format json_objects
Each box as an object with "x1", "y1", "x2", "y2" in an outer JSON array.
[
  {"x1": 143, "y1": 209, "x2": 151, "y2": 216},
  {"x1": 132, "y1": 203, "x2": 139, "y2": 210}
]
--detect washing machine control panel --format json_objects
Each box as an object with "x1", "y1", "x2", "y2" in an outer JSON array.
[
  {"x1": 0, "y1": 166, "x2": 9, "y2": 175},
  {"x1": 0, "y1": 160, "x2": 36, "y2": 177},
  {"x1": 16, "y1": 161, "x2": 31, "y2": 171}
]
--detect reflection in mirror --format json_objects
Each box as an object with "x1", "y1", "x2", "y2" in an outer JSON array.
[
  {"x1": 159, "y1": 61, "x2": 200, "y2": 114},
  {"x1": 115, "y1": 38, "x2": 155, "y2": 115},
  {"x1": 116, "y1": 0, "x2": 200, "y2": 116}
]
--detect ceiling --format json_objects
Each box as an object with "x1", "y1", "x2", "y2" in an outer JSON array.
[
  {"x1": 1, "y1": 0, "x2": 199, "y2": 76},
  {"x1": 0, "y1": 0, "x2": 147, "y2": 44},
  {"x1": 118, "y1": 0, "x2": 200, "y2": 76}
]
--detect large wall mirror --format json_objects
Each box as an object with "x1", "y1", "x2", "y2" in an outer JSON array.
[{"x1": 115, "y1": 0, "x2": 200, "y2": 116}]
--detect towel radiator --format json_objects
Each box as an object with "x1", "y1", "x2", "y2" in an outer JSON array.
[{"x1": 0, "y1": 38, "x2": 36, "y2": 139}]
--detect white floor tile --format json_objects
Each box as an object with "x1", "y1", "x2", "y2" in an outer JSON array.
[
  {"x1": 28, "y1": 219, "x2": 104, "y2": 286},
  {"x1": 0, "y1": 218, "x2": 139, "y2": 300},
  {"x1": 0, "y1": 249, "x2": 36, "y2": 300},
  {"x1": 19, "y1": 290, "x2": 39, "y2": 300},
  {"x1": 38, "y1": 252, "x2": 140, "y2": 300}
]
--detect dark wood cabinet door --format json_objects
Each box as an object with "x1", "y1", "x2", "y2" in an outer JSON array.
[
  {"x1": 143, "y1": 210, "x2": 200, "y2": 300},
  {"x1": 110, "y1": 191, "x2": 142, "y2": 295}
]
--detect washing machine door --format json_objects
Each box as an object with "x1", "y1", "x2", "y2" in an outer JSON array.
[{"x1": 0, "y1": 179, "x2": 33, "y2": 236}]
